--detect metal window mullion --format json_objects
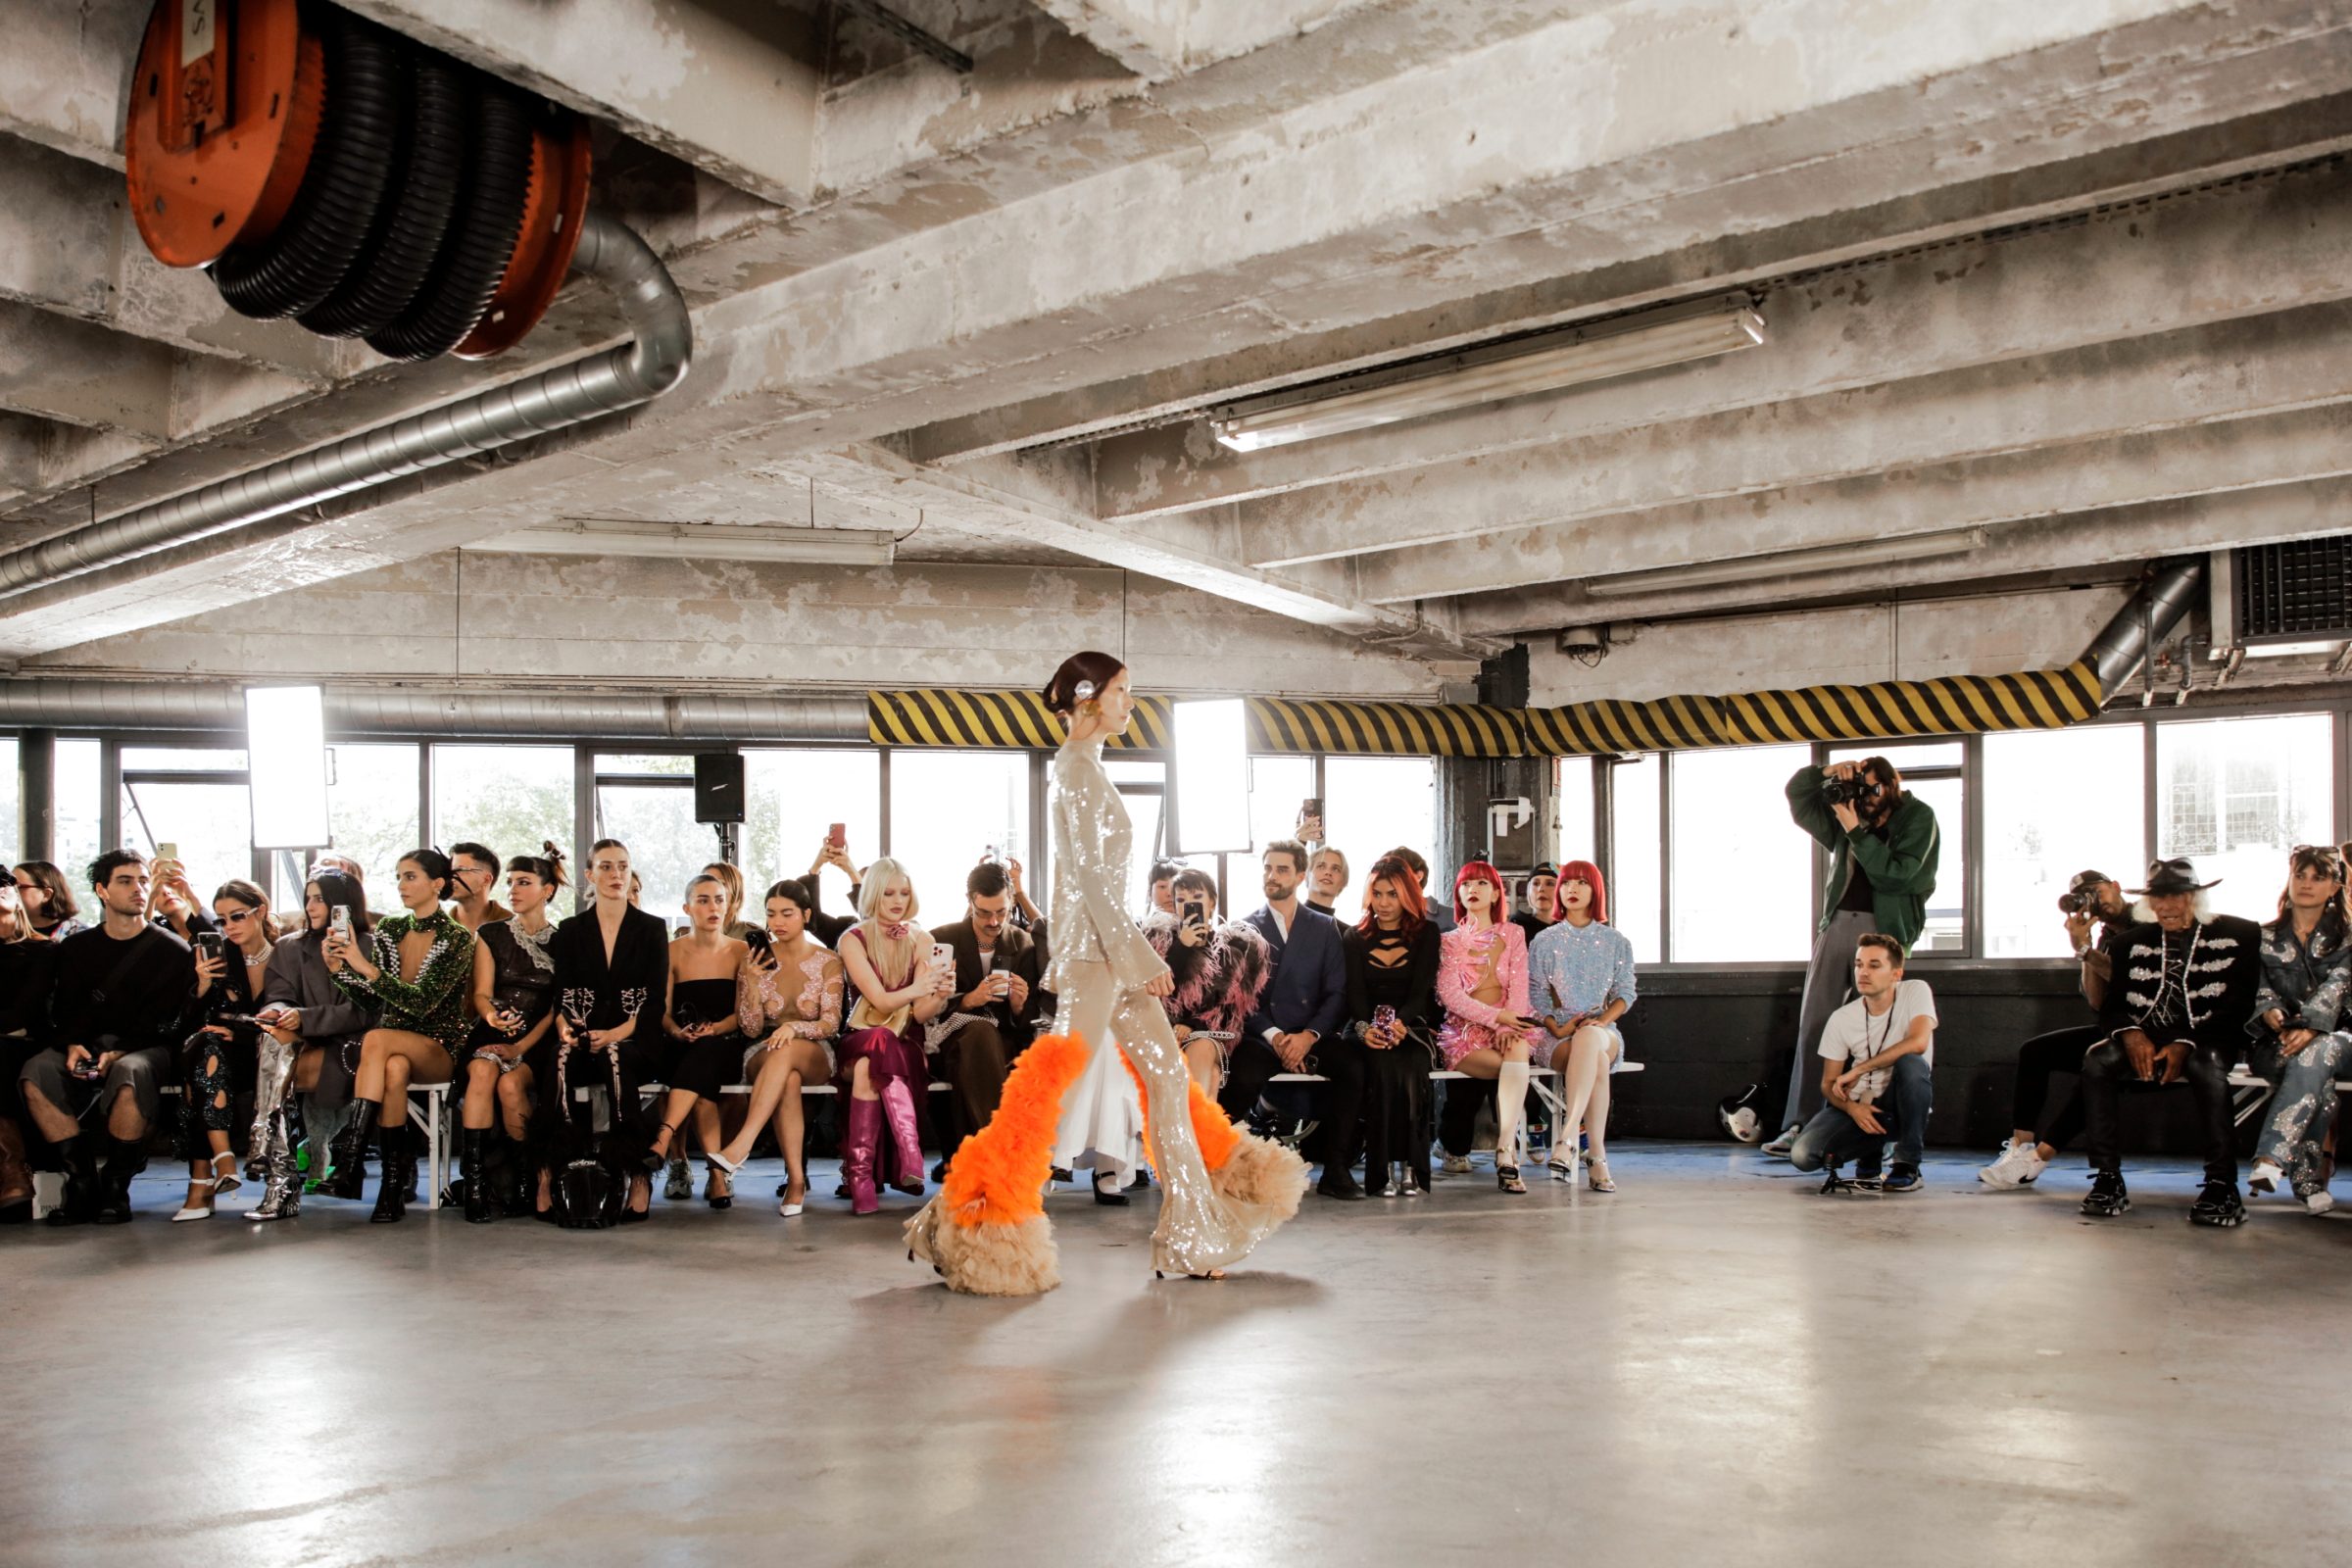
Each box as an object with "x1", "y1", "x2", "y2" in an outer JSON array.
[
  {"x1": 1659, "y1": 751, "x2": 1676, "y2": 963},
  {"x1": 99, "y1": 737, "x2": 121, "y2": 856},
  {"x1": 571, "y1": 744, "x2": 595, "y2": 892},
  {"x1": 2142, "y1": 715, "x2": 2161, "y2": 871},
  {"x1": 878, "y1": 748, "x2": 893, "y2": 858},
  {"x1": 1962, "y1": 733, "x2": 1984, "y2": 960}
]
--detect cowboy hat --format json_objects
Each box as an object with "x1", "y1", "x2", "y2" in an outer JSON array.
[{"x1": 2128, "y1": 858, "x2": 2221, "y2": 896}]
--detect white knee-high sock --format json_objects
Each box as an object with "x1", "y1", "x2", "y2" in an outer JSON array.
[{"x1": 1496, "y1": 1059, "x2": 1531, "y2": 1167}]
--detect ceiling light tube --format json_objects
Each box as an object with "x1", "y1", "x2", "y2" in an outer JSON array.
[
  {"x1": 466, "y1": 520, "x2": 899, "y2": 566},
  {"x1": 1584, "y1": 528, "x2": 1987, "y2": 596},
  {"x1": 2241, "y1": 638, "x2": 2343, "y2": 659},
  {"x1": 1212, "y1": 302, "x2": 1766, "y2": 452}
]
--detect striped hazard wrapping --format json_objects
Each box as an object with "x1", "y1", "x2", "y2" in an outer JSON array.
[
  {"x1": 1521, "y1": 662, "x2": 2104, "y2": 756},
  {"x1": 1246, "y1": 698, "x2": 1529, "y2": 757},
  {"x1": 867, "y1": 689, "x2": 1171, "y2": 751}
]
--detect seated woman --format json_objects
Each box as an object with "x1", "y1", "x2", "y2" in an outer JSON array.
[
  {"x1": 2246, "y1": 842, "x2": 2352, "y2": 1213},
  {"x1": 326, "y1": 850, "x2": 477, "y2": 1223},
  {"x1": 254, "y1": 871, "x2": 377, "y2": 1220},
  {"x1": 1527, "y1": 859, "x2": 1637, "y2": 1193},
  {"x1": 1144, "y1": 867, "x2": 1271, "y2": 1099},
  {"x1": 457, "y1": 846, "x2": 565, "y2": 1223},
  {"x1": 0, "y1": 873, "x2": 58, "y2": 1223},
  {"x1": 14, "y1": 859, "x2": 83, "y2": 943},
  {"x1": 708, "y1": 878, "x2": 843, "y2": 1216},
  {"x1": 174, "y1": 879, "x2": 281, "y2": 1222},
  {"x1": 536, "y1": 840, "x2": 669, "y2": 1223},
  {"x1": 1435, "y1": 861, "x2": 1539, "y2": 1194},
  {"x1": 647, "y1": 873, "x2": 753, "y2": 1209},
  {"x1": 835, "y1": 857, "x2": 953, "y2": 1215},
  {"x1": 1345, "y1": 855, "x2": 1442, "y2": 1198}
]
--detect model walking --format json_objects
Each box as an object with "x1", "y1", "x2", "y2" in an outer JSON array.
[{"x1": 907, "y1": 651, "x2": 1306, "y2": 1293}]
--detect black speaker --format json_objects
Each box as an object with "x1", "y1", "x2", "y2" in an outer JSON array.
[{"x1": 693, "y1": 753, "x2": 745, "y2": 824}]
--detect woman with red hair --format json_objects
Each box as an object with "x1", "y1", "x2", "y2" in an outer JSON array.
[
  {"x1": 1526, "y1": 859, "x2": 1638, "y2": 1191},
  {"x1": 1345, "y1": 855, "x2": 1442, "y2": 1196},
  {"x1": 1435, "y1": 860, "x2": 1539, "y2": 1193}
]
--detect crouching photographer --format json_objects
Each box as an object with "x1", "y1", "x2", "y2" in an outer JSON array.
[{"x1": 1747, "y1": 757, "x2": 1939, "y2": 1155}]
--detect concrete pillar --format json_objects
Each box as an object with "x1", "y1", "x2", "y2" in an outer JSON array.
[{"x1": 19, "y1": 727, "x2": 53, "y2": 861}]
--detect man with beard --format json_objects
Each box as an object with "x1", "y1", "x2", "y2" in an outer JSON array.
[{"x1": 1223, "y1": 841, "x2": 1352, "y2": 1194}]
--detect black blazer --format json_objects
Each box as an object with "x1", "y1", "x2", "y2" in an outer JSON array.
[
  {"x1": 1342, "y1": 921, "x2": 1442, "y2": 1044},
  {"x1": 2098, "y1": 913, "x2": 2263, "y2": 1056},
  {"x1": 1243, "y1": 904, "x2": 1348, "y2": 1044},
  {"x1": 931, "y1": 918, "x2": 1050, "y2": 1046},
  {"x1": 552, "y1": 906, "x2": 670, "y2": 1032}
]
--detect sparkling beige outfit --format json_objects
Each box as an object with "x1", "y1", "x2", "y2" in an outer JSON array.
[{"x1": 1045, "y1": 734, "x2": 1299, "y2": 1277}]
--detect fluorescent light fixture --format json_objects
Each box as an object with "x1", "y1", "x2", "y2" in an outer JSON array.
[
  {"x1": 466, "y1": 519, "x2": 898, "y2": 566},
  {"x1": 244, "y1": 685, "x2": 331, "y2": 850},
  {"x1": 1170, "y1": 699, "x2": 1250, "y2": 855},
  {"x1": 1211, "y1": 299, "x2": 1766, "y2": 452},
  {"x1": 1585, "y1": 528, "x2": 1987, "y2": 597},
  {"x1": 2242, "y1": 638, "x2": 2343, "y2": 659}
]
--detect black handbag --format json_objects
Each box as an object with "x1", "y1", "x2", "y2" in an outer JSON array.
[{"x1": 556, "y1": 1157, "x2": 623, "y2": 1230}]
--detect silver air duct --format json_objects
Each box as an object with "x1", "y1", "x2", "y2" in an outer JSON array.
[
  {"x1": 0, "y1": 211, "x2": 689, "y2": 603},
  {"x1": 2082, "y1": 557, "x2": 2206, "y2": 694}
]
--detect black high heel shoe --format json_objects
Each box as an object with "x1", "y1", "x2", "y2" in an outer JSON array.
[
  {"x1": 705, "y1": 1158, "x2": 732, "y2": 1210},
  {"x1": 642, "y1": 1122, "x2": 680, "y2": 1174},
  {"x1": 1094, "y1": 1176, "x2": 1129, "y2": 1206}
]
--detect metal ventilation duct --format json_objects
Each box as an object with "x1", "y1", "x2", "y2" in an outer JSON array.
[{"x1": 2081, "y1": 558, "x2": 2205, "y2": 692}]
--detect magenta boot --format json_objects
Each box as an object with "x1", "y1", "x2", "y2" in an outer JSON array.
[
  {"x1": 880, "y1": 1077, "x2": 926, "y2": 1197},
  {"x1": 843, "y1": 1095, "x2": 882, "y2": 1215}
]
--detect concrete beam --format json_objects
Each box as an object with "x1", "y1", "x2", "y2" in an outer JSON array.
[
  {"x1": 341, "y1": 0, "x2": 823, "y2": 206},
  {"x1": 1463, "y1": 473, "x2": 2352, "y2": 634},
  {"x1": 1208, "y1": 298, "x2": 2352, "y2": 572},
  {"x1": 1025, "y1": 0, "x2": 1373, "y2": 79},
  {"x1": 1094, "y1": 164, "x2": 2352, "y2": 533},
  {"x1": 0, "y1": 303, "x2": 180, "y2": 437},
  {"x1": 1354, "y1": 403, "x2": 2352, "y2": 605},
  {"x1": 0, "y1": 0, "x2": 145, "y2": 169}
]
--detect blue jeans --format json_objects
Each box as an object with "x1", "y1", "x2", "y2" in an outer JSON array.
[
  {"x1": 2255, "y1": 1030, "x2": 2352, "y2": 1185},
  {"x1": 1788, "y1": 1054, "x2": 1933, "y2": 1172}
]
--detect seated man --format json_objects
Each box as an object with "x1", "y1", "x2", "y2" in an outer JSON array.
[
  {"x1": 2078, "y1": 858, "x2": 2262, "y2": 1225},
  {"x1": 1982, "y1": 869, "x2": 2129, "y2": 1188},
  {"x1": 17, "y1": 850, "x2": 198, "y2": 1225},
  {"x1": 929, "y1": 860, "x2": 1049, "y2": 1180},
  {"x1": 1788, "y1": 934, "x2": 1935, "y2": 1195},
  {"x1": 1225, "y1": 841, "x2": 1353, "y2": 1196}
]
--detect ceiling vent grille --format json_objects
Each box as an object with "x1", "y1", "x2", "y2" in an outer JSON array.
[{"x1": 2237, "y1": 537, "x2": 2352, "y2": 642}]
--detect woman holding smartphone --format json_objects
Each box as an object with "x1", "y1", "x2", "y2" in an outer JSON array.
[
  {"x1": 1435, "y1": 861, "x2": 1539, "y2": 1195},
  {"x1": 325, "y1": 849, "x2": 478, "y2": 1224},
  {"x1": 173, "y1": 880, "x2": 280, "y2": 1221},
  {"x1": 708, "y1": 878, "x2": 843, "y2": 1216},
  {"x1": 833, "y1": 858, "x2": 951, "y2": 1214},
  {"x1": 1346, "y1": 856, "x2": 1442, "y2": 1198},
  {"x1": 1144, "y1": 867, "x2": 1271, "y2": 1100},
  {"x1": 254, "y1": 872, "x2": 375, "y2": 1218},
  {"x1": 456, "y1": 847, "x2": 565, "y2": 1223},
  {"x1": 647, "y1": 874, "x2": 752, "y2": 1208}
]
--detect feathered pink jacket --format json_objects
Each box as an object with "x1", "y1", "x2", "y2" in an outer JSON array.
[
  {"x1": 1145, "y1": 913, "x2": 1273, "y2": 1037},
  {"x1": 1436, "y1": 921, "x2": 1531, "y2": 1027}
]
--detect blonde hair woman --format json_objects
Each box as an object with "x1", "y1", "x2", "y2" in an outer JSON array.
[{"x1": 834, "y1": 857, "x2": 952, "y2": 1214}]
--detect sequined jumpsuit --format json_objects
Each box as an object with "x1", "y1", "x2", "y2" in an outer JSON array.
[{"x1": 1045, "y1": 733, "x2": 1296, "y2": 1276}]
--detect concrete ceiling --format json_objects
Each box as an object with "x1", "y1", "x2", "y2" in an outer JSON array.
[{"x1": 5, "y1": 0, "x2": 2352, "y2": 692}]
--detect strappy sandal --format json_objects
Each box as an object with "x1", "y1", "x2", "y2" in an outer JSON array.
[
  {"x1": 172, "y1": 1175, "x2": 220, "y2": 1222},
  {"x1": 641, "y1": 1122, "x2": 680, "y2": 1173},
  {"x1": 209, "y1": 1150, "x2": 244, "y2": 1197},
  {"x1": 705, "y1": 1159, "x2": 733, "y2": 1210},
  {"x1": 1587, "y1": 1157, "x2": 1615, "y2": 1194}
]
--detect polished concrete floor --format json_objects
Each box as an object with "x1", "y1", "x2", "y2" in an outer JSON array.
[{"x1": 7, "y1": 1142, "x2": 2350, "y2": 1568}]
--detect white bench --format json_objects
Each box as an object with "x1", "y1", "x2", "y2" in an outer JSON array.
[
  {"x1": 2227, "y1": 1067, "x2": 2352, "y2": 1129},
  {"x1": 156, "y1": 1081, "x2": 453, "y2": 1209},
  {"x1": 1265, "y1": 1060, "x2": 1645, "y2": 1154}
]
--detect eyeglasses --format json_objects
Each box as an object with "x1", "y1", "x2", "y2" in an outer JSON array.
[{"x1": 219, "y1": 906, "x2": 259, "y2": 923}]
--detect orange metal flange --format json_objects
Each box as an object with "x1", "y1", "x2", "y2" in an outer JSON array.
[
  {"x1": 125, "y1": 0, "x2": 316, "y2": 269},
  {"x1": 455, "y1": 111, "x2": 594, "y2": 360}
]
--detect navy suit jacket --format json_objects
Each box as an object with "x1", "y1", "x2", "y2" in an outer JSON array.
[{"x1": 1243, "y1": 903, "x2": 1348, "y2": 1046}]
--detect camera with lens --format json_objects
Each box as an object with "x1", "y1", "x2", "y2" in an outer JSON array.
[
  {"x1": 2056, "y1": 886, "x2": 2102, "y2": 915},
  {"x1": 1822, "y1": 773, "x2": 1869, "y2": 808}
]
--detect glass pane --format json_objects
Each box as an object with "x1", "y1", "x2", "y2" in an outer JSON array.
[
  {"x1": 1610, "y1": 754, "x2": 1662, "y2": 964},
  {"x1": 303, "y1": 744, "x2": 422, "y2": 899},
  {"x1": 1104, "y1": 760, "x2": 1165, "y2": 785},
  {"x1": 1119, "y1": 789, "x2": 1166, "y2": 918},
  {"x1": 1828, "y1": 741, "x2": 1963, "y2": 771},
  {"x1": 55, "y1": 739, "x2": 99, "y2": 886},
  {"x1": 744, "y1": 748, "x2": 880, "y2": 913},
  {"x1": 2158, "y1": 713, "x2": 2334, "y2": 920},
  {"x1": 1670, "y1": 746, "x2": 1814, "y2": 962},
  {"x1": 0, "y1": 737, "x2": 19, "y2": 866},
  {"x1": 1984, "y1": 726, "x2": 2145, "y2": 957},
  {"x1": 1324, "y1": 757, "x2": 1435, "y2": 888},
  {"x1": 1554, "y1": 757, "x2": 1595, "y2": 866},
  {"x1": 121, "y1": 747, "x2": 249, "y2": 771},
  {"x1": 595, "y1": 784, "x2": 708, "y2": 928},
  {"x1": 887, "y1": 751, "x2": 1031, "y2": 915},
  {"x1": 1909, "y1": 775, "x2": 1966, "y2": 955},
  {"x1": 120, "y1": 780, "x2": 252, "y2": 891},
  {"x1": 434, "y1": 745, "x2": 573, "y2": 914},
  {"x1": 1249, "y1": 756, "x2": 1317, "y2": 854},
  {"x1": 594, "y1": 753, "x2": 693, "y2": 777}
]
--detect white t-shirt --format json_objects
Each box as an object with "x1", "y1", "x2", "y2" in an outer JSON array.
[{"x1": 1816, "y1": 979, "x2": 1936, "y2": 1103}]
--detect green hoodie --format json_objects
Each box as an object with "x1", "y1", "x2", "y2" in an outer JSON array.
[{"x1": 1785, "y1": 764, "x2": 1940, "y2": 950}]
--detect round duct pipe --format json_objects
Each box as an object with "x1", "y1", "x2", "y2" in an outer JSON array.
[
  {"x1": 0, "y1": 682, "x2": 866, "y2": 743},
  {"x1": 2082, "y1": 558, "x2": 2205, "y2": 694}
]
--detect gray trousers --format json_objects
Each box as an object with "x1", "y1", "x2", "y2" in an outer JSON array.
[
  {"x1": 1778, "y1": 910, "x2": 1876, "y2": 1132},
  {"x1": 19, "y1": 1045, "x2": 175, "y2": 1140}
]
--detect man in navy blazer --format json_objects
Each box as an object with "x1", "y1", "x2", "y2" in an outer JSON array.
[{"x1": 1222, "y1": 840, "x2": 1361, "y2": 1199}]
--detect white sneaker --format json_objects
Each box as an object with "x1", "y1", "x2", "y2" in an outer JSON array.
[
  {"x1": 1979, "y1": 1143, "x2": 2047, "y2": 1189},
  {"x1": 1759, "y1": 1126, "x2": 1798, "y2": 1160},
  {"x1": 2301, "y1": 1186, "x2": 2335, "y2": 1215},
  {"x1": 2248, "y1": 1158, "x2": 2284, "y2": 1196},
  {"x1": 1439, "y1": 1153, "x2": 1471, "y2": 1175}
]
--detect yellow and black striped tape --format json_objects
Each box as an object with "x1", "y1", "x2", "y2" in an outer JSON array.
[{"x1": 867, "y1": 662, "x2": 2103, "y2": 757}]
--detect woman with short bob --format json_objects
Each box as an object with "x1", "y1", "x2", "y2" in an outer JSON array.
[
  {"x1": 833, "y1": 857, "x2": 950, "y2": 1214},
  {"x1": 172, "y1": 879, "x2": 281, "y2": 1221},
  {"x1": 455, "y1": 846, "x2": 565, "y2": 1223},
  {"x1": 647, "y1": 873, "x2": 752, "y2": 1209},
  {"x1": 1435, "y1": 860, "x2": 1538, "y2": 1194},
  {"x1": 1526, "y1": 858, "x2": 1637, "y2": 1193},
  {"x1": 707, "y1": 877, "x2": 843, "y2": 1216},
  {"x1": 326, "y1": 849, "x2": 477, "y2": 1223},
  {"x1": 14, "y1": 860, "x2": 80, "y2": 942}
]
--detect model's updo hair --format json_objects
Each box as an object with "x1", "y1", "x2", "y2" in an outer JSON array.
[
  {"x1": 1043, "y1": 650, "x2": 1128, "y2": 718},
  {"x1": 509, "y1": 841, "x2": 568, "y2": 894}
]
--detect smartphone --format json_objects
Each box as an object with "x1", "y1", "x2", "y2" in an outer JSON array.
[
  {"x1": 1178, "y1": 897, "x2": 1209, "y2": 930},
  {"x1": 157, "y1": 841, "x2": 179, "y2": 862},
  {"x1": 1297, "y1": 798, "x2": 1323, "y2": 838},
  {"x1": 928, "y1": 941, "x2": 956, "y2": 985},
  {"x1": 827, "y1": 822, "x2": 847, "y2": 850},
  {"x1": 328, "y1": 906, "x2": 354, "y2": 942},
  {"x1": 196, "y1": 931, "x2": 224, "y2": 961},
  {"x1": 741, "y1": 926, "x2": 773, "y2": 959},
  {"x1": 1372, "y1": 1004, "x2": 1397, "y2": 1033}
]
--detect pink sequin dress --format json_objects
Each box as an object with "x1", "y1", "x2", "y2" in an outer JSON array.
[{"x1": 1434, "y1": 920, "x2": 1532, "y2": 1069}]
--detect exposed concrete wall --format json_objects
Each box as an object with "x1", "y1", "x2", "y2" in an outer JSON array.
[{"x1": 28, "y1": 552, "x2": 1446, "y2": 699}]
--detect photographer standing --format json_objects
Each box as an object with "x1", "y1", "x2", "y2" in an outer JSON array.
[{"x1": 1756, "y1": 757, "x2": 1939, "y2": 1156}]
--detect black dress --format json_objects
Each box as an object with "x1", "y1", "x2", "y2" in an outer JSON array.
[
  {"x1": 0, "y1": 940, "x2": 56, "y2": 1153},
  {"x1": 662, "y1": 974, "x2": 747, "y2": 1100},
  {"x1": 1345, "y1": 921, "x2": 1442, "y2": 1191},
  {"x1": 533, "y1": 905, "x2": 669, "y2": 1170},
  {"x1": 466, "y1": 918, "x2": 558, "y2": 1060}
]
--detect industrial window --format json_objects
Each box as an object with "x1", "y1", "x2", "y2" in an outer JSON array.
[
  {"x1": 1609, "y1": 753, "x2": 1662, "y2": 964},
  {"x1": 1828, "y1": 741, "x2": 1967, "y2": 956},
  {"x1": 430, "y1": 744, "x2": 559, "y2": 910},
  {"x1": 2156, "y1": 713, "x2": 2333, "y2": 915},
  {"x1": 887, "y1": 750, "x2": 1030, "y2": 913},
  {"x1": 744, "y1": 748, "x2": 880, "y2": 916},
  {"x1": 1323, "y1": 756, "x2": 1436, "y2": 918},
  {"x1": 1982, "y1": 726, "x2": 2144, "y2": 958},
  {"x1": 1668, "y1": 746, "x2": 1814, "y2": 963},
  {"x1": 591, "y1": 753, "x2": 706, "y2": 924}
]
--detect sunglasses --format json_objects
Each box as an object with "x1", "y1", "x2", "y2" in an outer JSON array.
[{"x1": 219, "y1": 906, "x2": 260, "y2": 923}]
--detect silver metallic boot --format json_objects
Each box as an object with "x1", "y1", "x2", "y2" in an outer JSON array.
[{"x1": 247, "y1": 1119, "x2": 301, "y2": 1222}]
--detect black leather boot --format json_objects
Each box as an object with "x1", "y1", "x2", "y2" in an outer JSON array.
[
  {"x1": 462, "y1": 1129, "x2": 493, "y2": 1223},
  {"x1": 318, "y1": 1099, "x2": 377, "y2": 1200},
  {"x1": 369, "y1": 1129, "x2": 410, "y2": 1224},
  {"x1": 44, "y1": 1135, "x2": 100, "y2": 1226},
  {"x1": 96, "y1": 1136, "x2": 146, "y2": 1224}
]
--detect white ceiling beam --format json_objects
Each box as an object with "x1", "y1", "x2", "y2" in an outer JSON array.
[
  {"x1": 0, "y1": 0, "x2": 147, "y2": 170},
  {"x1": 1024, "y1": 0, "x2": 1375, "y2": 79}
]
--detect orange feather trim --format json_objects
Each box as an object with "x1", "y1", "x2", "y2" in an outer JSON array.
[
  {"x1": 1118, "y1": 1048, "x2": 1242, "y2": 1172},
  {"x1": 936, "y1": 1032, "x2": 1092, "y2": 1228}
]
